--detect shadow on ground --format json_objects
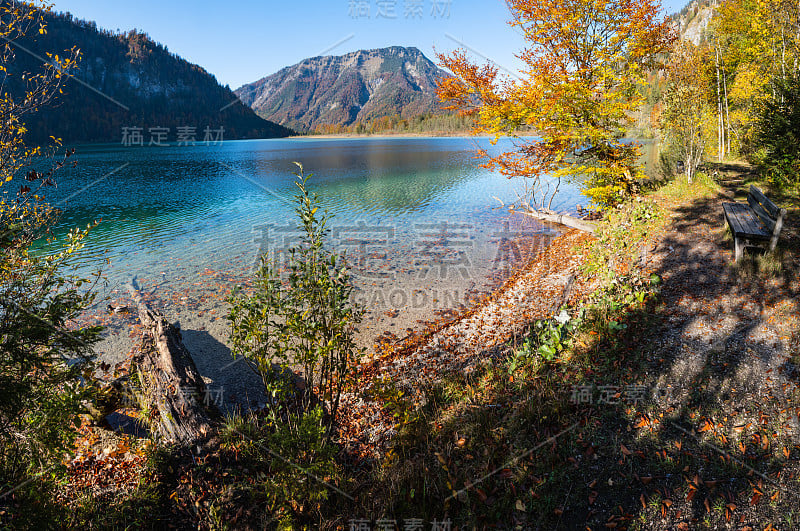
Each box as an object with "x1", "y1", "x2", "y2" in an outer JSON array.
[
  {"x1": 181, "y1": 328, "x2": 266, "y2": 415},
  {"x1": 318, "y1": 173, "x2": 800, "y2": 530}
]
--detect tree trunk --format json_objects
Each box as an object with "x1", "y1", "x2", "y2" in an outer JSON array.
[
  {"x1": 128, "y1": 278, "x2": 218, "y2": 446},
  {"x1": 722, "y1": 57, "x2": 732, "y2": 155},
  {"x1": 714, "y1": 44, "x2": 725, "y2": 161},
  {"x1": 519, "y1": 208, "x2": 597, "y2": 234}
]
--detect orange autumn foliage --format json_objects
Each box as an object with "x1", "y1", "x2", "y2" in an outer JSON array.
[{"x1": 437, "y1": 0, "x2": 675, "y2": 208}]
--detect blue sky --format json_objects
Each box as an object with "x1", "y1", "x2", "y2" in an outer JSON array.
[{"x1": 51, "y1": 0, "x2": 688, "y2": 90}]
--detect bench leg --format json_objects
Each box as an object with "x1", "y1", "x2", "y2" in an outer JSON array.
[{"x1": 734, "y1": 237, "x2": 743, "y2": 262}]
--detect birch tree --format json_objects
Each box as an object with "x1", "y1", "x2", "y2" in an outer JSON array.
[{"x1": 661, "y1": 43, "x2": 715, "y2": 182}]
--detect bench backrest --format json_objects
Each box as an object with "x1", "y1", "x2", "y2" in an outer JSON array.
[{"x1": 747, "y1": 185, "x2": 787, "y2": 245}]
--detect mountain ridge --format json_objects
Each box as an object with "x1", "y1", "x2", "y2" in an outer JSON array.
[
  {"x1": 671, "y1": 0, "x2": 717, "y2": 45},
  {"x1": 234, "y1": 46, "x2": 451, "y2": 133}
]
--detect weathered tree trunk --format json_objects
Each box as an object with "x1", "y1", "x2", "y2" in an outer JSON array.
[
  {"x1": 128, "y1": 278, "x2": 217, "y2": 446},
  {"x1": 519, "y1": 208, "x2": 597, "y2": 234}
]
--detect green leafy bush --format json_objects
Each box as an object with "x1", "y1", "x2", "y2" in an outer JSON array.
[
  {"x1": 582, "y1": 199, "x2": 665, "y2": 287},
  {"x1": 227, "y1": 163, "x2": 363, "y2": 442},
  {"x1": 530, "y1": 309, "x2": 584, "y2": 361},
  {"x1": 509, "y1": 309, "x2": 584, "y2": 373},
  {"x1": 219, "y1": 409, "x2": 339, "y2": 527},
  {"x1": 0, "y1": 1, "x2": 101, "y2": 500}
]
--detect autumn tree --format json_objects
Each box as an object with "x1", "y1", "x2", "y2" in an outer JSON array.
[
  {"x1": 755, "y1": 72, "x2": 800, "y2": 191},
  {"x1": 660, "y1": 42, "x2": 715, "y2": 183},
  {"x1": 712, "y1": 0, "x2": 800, "y2": 154},
  {"x1": 1, "y1": 0, "x2": 100, "y2": 495},
  {"x1": 437, "y1": 0, "x2": 674, "y2": 210}
]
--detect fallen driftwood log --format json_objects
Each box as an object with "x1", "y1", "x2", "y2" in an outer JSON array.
[
  {"x1": 127, "y1": 277, "x2": 217, "y2": 446},
  {"x1": 518, "y1": 207, "x2": 597, "y2": 234}
]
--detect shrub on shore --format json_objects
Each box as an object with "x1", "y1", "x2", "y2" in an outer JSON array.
[
  {"x1": 0, "y1": 1, "x2": 101, "y2": 515},
  {"x1": 227, "y1": 163, "x2": 363, "y2": 442}
]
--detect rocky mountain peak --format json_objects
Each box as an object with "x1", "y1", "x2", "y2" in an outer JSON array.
[{"x1": 234, "y1": 46, "x2": 449, "y2": 133}]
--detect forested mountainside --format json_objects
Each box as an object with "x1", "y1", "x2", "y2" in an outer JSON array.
[
  {"x1": 672, "y1": 0, "x2": 717, "y2": 45},
  {"x1": 6, "y1": 8, "x2": 293, "y2": 144}
]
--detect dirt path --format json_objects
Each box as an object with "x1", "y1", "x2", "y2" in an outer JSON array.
[
  {"x1": 614, "y1": 165, "x2": 800, "y2": 528},
  {"x1": 647, "y1": 167, "x2": 800, "y2": 441}
]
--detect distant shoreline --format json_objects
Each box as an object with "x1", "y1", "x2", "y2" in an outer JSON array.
[{"x1": 288, "y1": 131, "x2": 479, "y2": 139}]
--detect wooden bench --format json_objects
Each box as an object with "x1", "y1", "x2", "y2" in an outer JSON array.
[{"x1": 722, "y1": 185, "x2": 787, "y2": 262}]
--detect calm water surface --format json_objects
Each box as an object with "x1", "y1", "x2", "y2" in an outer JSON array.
[{"x1": 41, "y1": 136, "x2": 585, "y2": 302}]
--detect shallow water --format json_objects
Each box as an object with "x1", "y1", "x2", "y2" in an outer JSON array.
[
  {"x1": 39, "y1": 137, "x2": 584, "y2": 300},
  {"x1": 37, "y1": 136, "x2": 635, "y2": 410}
]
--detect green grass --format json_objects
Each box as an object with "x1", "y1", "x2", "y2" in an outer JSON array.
[
  {"x1": 652, "y1": 170, "x2": 721, "y2": 203},
  {"x1": 733, "y1": 248, "x2": 785, "y2": 280}
]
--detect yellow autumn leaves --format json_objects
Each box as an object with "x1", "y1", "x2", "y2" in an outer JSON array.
[{"x1": 438, "y1": 0, "x2": 674, "y2": 208}]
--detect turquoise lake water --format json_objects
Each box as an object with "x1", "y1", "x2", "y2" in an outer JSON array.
[{"x1": 41, "y1": 136, "x2": 584, "y2": 304}]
